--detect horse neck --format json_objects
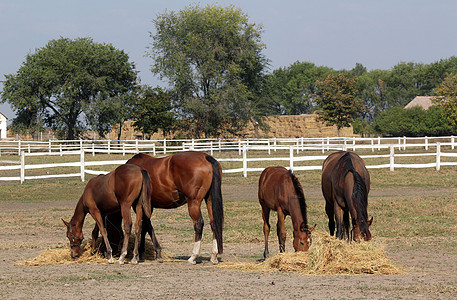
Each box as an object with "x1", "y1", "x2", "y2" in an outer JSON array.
[
  {"x1": 70, "y1": 198, "x2": 87, "y2": 232},
  {"x1": 288, "y1": 198, "x2": 306, "y2": 231}
]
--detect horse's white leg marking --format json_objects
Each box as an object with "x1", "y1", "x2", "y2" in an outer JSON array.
[
  {"x1": 187, "y1": 240, "x2": 201, "y2": 265},
  {"x1": 210, "y1": 238, "x2": 218, "y2": 264},
  {"x1": 118, "y1": 250, "x2": 128, "y2": 265}
]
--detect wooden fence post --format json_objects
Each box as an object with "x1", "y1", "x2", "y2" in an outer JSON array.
[
  {"x1": 242, "y1": 144, "x2": 247, "y2": 178},
  {"x1": 390, "y1": 145, "x2": 395, "y2": 172},
  {"x1": 378, "y1": 136, "x2": 381, "y2": 151},
  {"x1": 425, "y1": 136, "x2": 428, "y2": 150},
  {"x1": 80, "y1": 150, "x2": 85, "y2": 182},
  {"x1": 452, "y1": 136, "x2": 455, "y2": 150},
  {"x1": 163, "y1": 139, "x2": 167, "y2": 154},
  {"x1": 18, "y1": 140, "x2": 21, "y2": 156},
  {"x1": 20, "y1": 151, "x2": 25, "y2": 184},
  {"x1": 289, "y1": 145, "x2": 294, "y2": 173},
  {"x1": 436, "y1": 142, "x2": 441, "y2": 171},
  {"x1": 108, "y1": 139, "x2": 111, "y2": 155}
]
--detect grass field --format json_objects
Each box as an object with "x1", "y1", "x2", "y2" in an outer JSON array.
[{"x1": 1, "y1": 150, "x2": 456, "y2": 298}]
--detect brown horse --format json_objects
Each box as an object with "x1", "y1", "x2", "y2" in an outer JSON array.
[
  {"x1": 62, "y1": 163, "x2": 152, "y2": 264},
  {"x1": 258, "y1": 166, "x2": 316, "y2": 259},
  {"x1": 126, "y1": 151, "x2": 223, "y2": 265},
  {"x1": 321, "y1": 151, "x2": 373, "y2": 242}
]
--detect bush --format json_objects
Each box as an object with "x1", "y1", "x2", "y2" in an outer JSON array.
[{"x1": 373, "y1": 106, "x2": 456, "y2": 136}]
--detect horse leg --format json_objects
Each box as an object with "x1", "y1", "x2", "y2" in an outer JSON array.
[
  {"x1": 118, "y1": 204, "x2": 133, "y2": 265},
  {"x1": 276, "y1": 209, "x2": 287, "y2": 253},
  {"x1": 187, "y1": 202, "x2": 204, "y2": 265},
  {"x1": 325, "y1": 201, "x2": 335, "y2": 236},
  {"x1": 261, "y1": 206, "x2": 271, "y2": 260},
  {"x1": 91, "y1": 224, "x2": 99, "y2": 254},
  {"x1": 140, "y1": 217, "x2": 163, "y2": 262},
  {"x1": 205, "y1": 197, "x2": 220, "y2": 265},
  {"x1": 90, "y1": 209, "x2": 114, "y2": 264},
  {"x1": 334, "y1": 204, "x2": 345, "y2": 240},
  {"x1": 130, "y1": 201, "x2": 143, "y2": 265},
  {"x1": 343, "y1": 211, "x2": 350, "y2": 241}
]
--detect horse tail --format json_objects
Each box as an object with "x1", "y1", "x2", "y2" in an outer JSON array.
[
  {"x1": 340, "y1": 153, "x2": 368, "y2": 223},
  {"x1": 140, "y1": 169, "x2": 152, "y2": 219},
  {"x1": 288, "y1": 170, "x2": 308, "y2": 227},
  {"x1": 206, "y1": 155, "x2": 224, "y2": 254}
]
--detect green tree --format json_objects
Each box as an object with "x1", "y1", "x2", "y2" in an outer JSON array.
[
  {"x1": 148, "y1": 4, "x2": 268, "y2": 138},
  {"x1": 267, "y1": 62, "x2": 333, "y2": 115},
  {"x1": 433, "y1": 73, "x2": 457, "y2": 127},
  {"x1": 132, "y1": 86, "x2": 176, "y2": 138},
  {"x1": 314, "y1": 73, "x2": 364, "y2": 136},
  {"x1": 372, "y1": 106, "x2": 454, "y2": 136},
  {"x1": 1, "y1": 37, "x2": 137, "y2": 140}
]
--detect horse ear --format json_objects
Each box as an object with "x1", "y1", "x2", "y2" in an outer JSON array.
[
  {"x1": 367, "y1": 217, "x2": 373, "y2": 226},
  {"x1": 62, "y1": 219, "x2": 70, "y2": 227},
  {"x1": 309, "y1": 224, "x2": 317, "y2": 232}
]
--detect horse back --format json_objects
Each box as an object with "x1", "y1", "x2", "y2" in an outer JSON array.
[
  {"x1": 259, "y1": 166, "x2": 294, "y2": 213},
  {"x1": 126, "y1": 151, "x2": 213, "y2": 207}
]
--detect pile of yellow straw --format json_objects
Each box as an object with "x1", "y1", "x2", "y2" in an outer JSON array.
[{"x1": 219, "y1": 231, "x2": 403, "y2": 275}]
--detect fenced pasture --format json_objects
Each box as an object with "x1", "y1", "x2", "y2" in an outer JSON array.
[{"x1": 0, "y1": 163, "x2": 456, "y2": 298}]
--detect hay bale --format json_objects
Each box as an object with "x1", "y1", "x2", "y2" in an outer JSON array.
[
  {"x1": 17, "y1": 237, "x2": 173, "y2": 266},
  {"x1": 219, "y1": 231, "x2": 403, "y2": 275}
]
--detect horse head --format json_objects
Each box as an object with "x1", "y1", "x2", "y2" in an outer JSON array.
[
  {"x1": 353, "y1": 217, "x2": 373, "y2": 242},
  {"x1": 62, "y1": 219, "x2": 84, "y2": 258},
  {"x1": 293, "y1": 223, "x2": 316, "y2": 252}
]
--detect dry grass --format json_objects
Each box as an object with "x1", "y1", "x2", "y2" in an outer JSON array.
[
  {"x1": 219, "y1": 231, "x2": 403, "y2": 275},
  {"x1": 17, "y1": 242, "x2": 106, "y2": 266},
  {"x1": 17, "y1": 238, "x2": 173, "y2": 266}
]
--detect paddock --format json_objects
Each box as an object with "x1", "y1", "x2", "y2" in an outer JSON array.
[{"x1": 0, "y1": 154, "x2": 456, "y2": 298}]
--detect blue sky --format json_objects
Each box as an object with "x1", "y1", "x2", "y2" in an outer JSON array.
[{"x1": 1, "y1": 0, "x2": 457, "y2": 121}]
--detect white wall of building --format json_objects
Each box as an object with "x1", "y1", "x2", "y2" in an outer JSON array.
[{"x1": 0, "y1": 113, "x2": 7, "y2": 139}]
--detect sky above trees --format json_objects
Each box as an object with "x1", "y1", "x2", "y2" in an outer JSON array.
[{"x1": 2, "y1": 0, "x2": 457, "y2": 120}]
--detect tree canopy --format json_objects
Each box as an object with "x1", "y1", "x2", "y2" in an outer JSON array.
[
  {"x1": 1, "y1": 37, "x2": 137, "y2": 139},
  {"x1": 148, "y1": 4, "x2": 268, "y2": 138},
  {"x1": 314, "y1": 73, "x2": 364, "y2": 136},
  {"x1": 433, "y1": 73, "x2": 457, "y2": 127}
]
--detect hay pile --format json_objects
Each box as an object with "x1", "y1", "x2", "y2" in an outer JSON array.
[
  {"x1": 17, "y1": 243, "x2": 106, "y2": 266},
  {"x1": 17, "y1": 238, "x2": 172, "y2": 266},
  {"x1": 219, "y1": 231, "x2": 403, "y2": 275}
]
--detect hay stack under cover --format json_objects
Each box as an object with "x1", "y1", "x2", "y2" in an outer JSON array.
[{"x1": 220, "y1": 231, "x2": 403, "y2": 275}]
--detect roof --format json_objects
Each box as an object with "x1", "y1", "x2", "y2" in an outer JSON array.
[
  {"x1": 0, "y1": 111, "x2": 7, "y2": 120},
  {"x1": 404, "y1": 96, "x2": 435, "y2": 110}
]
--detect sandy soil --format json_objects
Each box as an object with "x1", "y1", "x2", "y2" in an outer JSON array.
[{"x1": 0, "y1": 184, "x2": 456, "y2": 299}]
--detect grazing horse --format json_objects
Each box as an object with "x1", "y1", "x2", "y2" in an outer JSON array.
[
  {"x1": 258, "y1": 166, "x2": 316, "y2": 259},
  {"x1": 62, "y1": 164, "x2": 152, "y2": 264},
  {"x1": 321, "y1": 151, "x2": 373, "y2": 242},
  {"x1": 126, "y1": 151, "x2": 223, "y2": 265}
]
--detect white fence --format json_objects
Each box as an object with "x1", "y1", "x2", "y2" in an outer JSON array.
[
  {"x1": 1, "y1": 141, "x2": 457, "y2": 183},
  {"x1": 1, "y1": 136, "x2": 456, "y2": 156}
]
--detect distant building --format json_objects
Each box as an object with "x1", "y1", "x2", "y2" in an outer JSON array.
[
  {"x1": 404, "y1": 96, "x2": 435, "y2": 110},
  {"x1": 0, "y1": 112, "x2": 7, "y2": 139}
]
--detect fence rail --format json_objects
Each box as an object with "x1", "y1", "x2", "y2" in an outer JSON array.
[
  {"x1": 1, "y1": 136, "x2": 456, "y2": 156},
  {"x1": 1, "y1": 140, "x2": 457, "y2": 183}
]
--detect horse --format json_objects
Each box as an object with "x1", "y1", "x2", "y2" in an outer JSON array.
[
  {"x1": 62, "y1": 163, "x2": 152, "y2": 264},
  {"x1": 321, "y1": 151, "x2": 373, "y2": 242},
  {"x1": 258, "y1": 166, "x2": 316, "y2": 259},
  {"x1": 126, "y1": 151, "x2": 223, "y2": 265}
]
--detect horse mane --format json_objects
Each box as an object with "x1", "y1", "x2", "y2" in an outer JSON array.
[
  {"x1": 339, "y1": 152, "x2": 369, "y2": 227},
  {"x1": 288, "y1": 170, "x2": 308, "y2": 229}
]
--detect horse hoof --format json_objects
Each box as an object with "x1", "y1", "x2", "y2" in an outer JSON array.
[
  {"x1": 131, "y1": 259, "x2": 138, "y2": 265},
  {"x1": 108, "y1": 258, "x2": 115, "y2": 264},
  {"x1": 211, "y1": 259, "x2": 219, "y2": 265},
  {"x1": 187, "y1": 258, "x2": 197, "y2": 265},
  {"x1": 117, "y1": 260, "x2": 124, "y2": 265},
  {"x1": 156, "y1": 257, "x2": 164, "y2": 263}
]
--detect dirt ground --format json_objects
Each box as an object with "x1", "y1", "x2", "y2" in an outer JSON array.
[{"x1": 1, "y1": 183, "x2": 457, "y2": 299}]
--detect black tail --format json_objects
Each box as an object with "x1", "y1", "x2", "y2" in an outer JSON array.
[
  {"x1": 140, "y1": 169, "x2": 152, "y2": 219},
  {"x1": 206, "y1": 155, "x2": 224, "y2": 254},
  {"x1": 288, "y1": 170, "x2": 308, "y2": 228},
  {"x1": 339, "y1": 152, "x2": 368, "y2": 224}
]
